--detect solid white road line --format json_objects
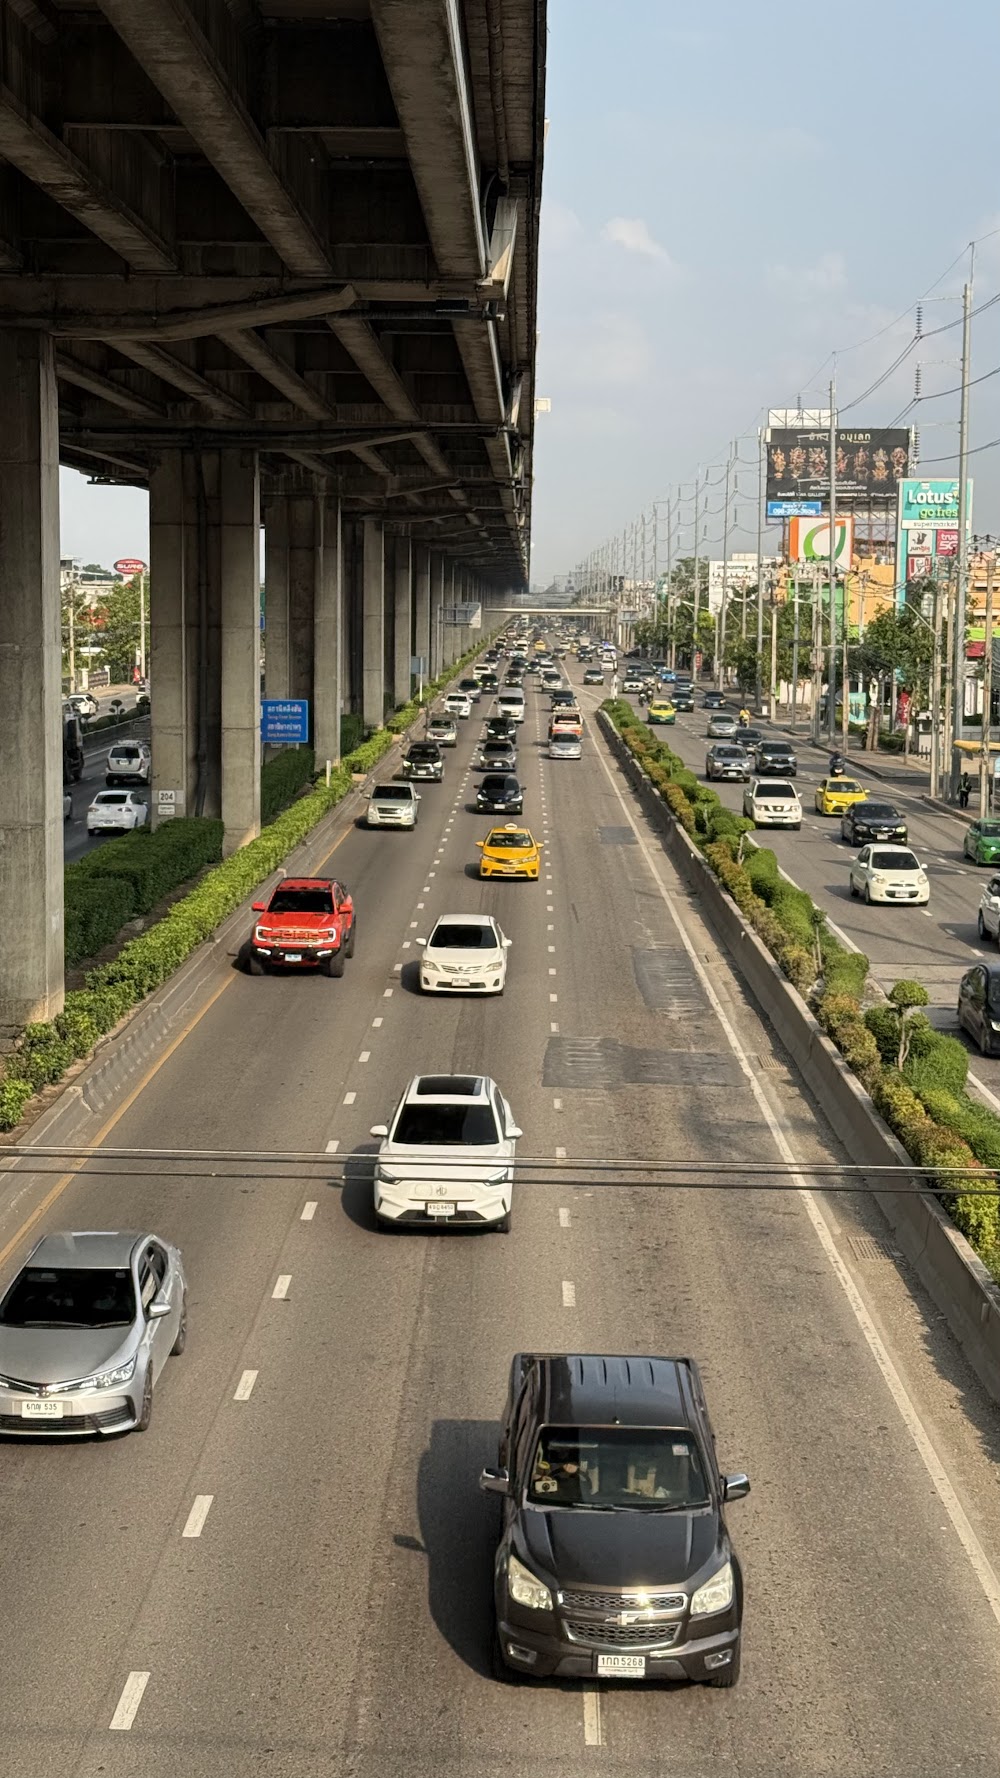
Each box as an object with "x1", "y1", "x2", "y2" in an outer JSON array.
[
  {"x1": 301, "y1": 1201, "x2": 318, "y2": 1220},
  {"x1": 583, "y1": 1688, "x2": 603, "y2": 1746},
  {"x1": 325, "y1": 1139, "x2": 340, "y2": 1153},
  {"x1": 593, "y1": 727, "x2": 1000, "y2": 1633},
  {"x1": 109, "y1": 1671, "x2": 150, "y2": 1732},
  {"x1": 182, "y1": 1495, "x2": 214, "y2": 1539},
  {"x1": 561, "y1": 1280, "x2": 576, "y2": 1308},
  {"x1": 234, "y1": 1369, "x2": 258, "y2": 1401},
  {"x1": 272, "y1": 1275, "x2": 291, "y2": 1300},
  {"x1": 559, "y1": 1207, "x2": 571, "y2": 1228}
]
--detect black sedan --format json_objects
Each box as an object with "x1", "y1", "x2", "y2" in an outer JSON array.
[
  {"x1": 673, "y1": 688, "x2": 695, "y2": 712},
  {"x1": 958, "y1": 962, "x2": 1000, "y2": 1056},
  {"x1": 840, "y1": 801, "x2": 908, "y2": 845},
  {"x1": 476, "y1": 773, "x2": 524, "y2": 815},
  {"x1": 484, "y1": 715, "x2": 517, "y2": 742}
]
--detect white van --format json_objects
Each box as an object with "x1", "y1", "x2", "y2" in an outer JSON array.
[{"x1": 497, "y1": 690, "x2": 525, "y2": 724}]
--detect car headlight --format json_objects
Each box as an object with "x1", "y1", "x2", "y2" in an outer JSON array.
[
  {"x1": 254, "y1": 925, "x2": 270, "y2": 942},
  {"x1": 484, "y1": 1169, "x2": 509, "y2": 1185},
  {"x1": 872, "y1": 874, "x2": 886, "y2": 885},
  {"x1": 377, "y1": 1165, "x2": 400, "y2": 1184},
  {"x1": 508, "y1": 1553, "x2": 553, "y2": 1611},
  {"x1": 90, "y1": 1355, "x2": 137, "y2": 1391},
  {"x1": 421, "y1": 960, "x2": 441, "y2": 973},
  {"x1": 690, "y1": 1560, "x2": 734, "y2": 1617}
]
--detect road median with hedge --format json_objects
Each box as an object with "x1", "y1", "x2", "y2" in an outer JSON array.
[
  {"x1": 0, "y1": 645, "x2": 484, "y2": 1133},
  {"x1": 602, "y1": 698, "x2": 1000, "y2": 1276}
]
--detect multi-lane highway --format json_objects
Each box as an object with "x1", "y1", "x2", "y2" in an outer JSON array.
[
  {"x1": 65, "y1": 705, "x2": 150, "y2": 864},
  {"x1": 647, "y1": 694, "x2": 1000, "y2": 1100},
  {"x1": 5, "y1": 655, "x2": 1000, "y2": 1777}
]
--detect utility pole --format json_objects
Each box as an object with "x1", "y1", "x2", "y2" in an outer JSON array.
[
  {"x1": 691, "y1": 470, "x2": 701, "y2": 679},
  {"x1": 980, "y1": 550, "x2": 997, "y2": 817},
  {"x1": 666, "y1": 493, "x2": 675, "y2": 668},
  {"x1": 827, "y1": 378, "x2": 838, "y2": 746},
  {"x1": 951, "y1": 277, "x2": 973, "y2": 797},
  {"x1": 67, "y1": 582, "x2": 76, "y2": 694},
  {"x1": 755, "y1": 425, "x2": 765, "y2": 712},
  {"x1": 768, "y1": 573, "x2": 778, "y2": 716},
  {"x1": 929, "y1": 574, "x2": 942, "y2": 799},
  {"x1": 811, "y1": 564, "x2": 823, "y2": 746},
  {"x1": 791, "y1": 577, "x2": 801, "y2": 731},
  {"x1": 717, "y1": 445, "x2": 733, "y2": 691}
]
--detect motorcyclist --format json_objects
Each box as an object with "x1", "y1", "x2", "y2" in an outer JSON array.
[
  {"x1": 738, "y1": 707, "x2": 751, "y2": 727},
  {"x1": 829, "y1": 751, "x2": 846, "y2": 776}
]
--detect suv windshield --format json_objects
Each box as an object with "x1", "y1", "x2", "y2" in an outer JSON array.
[
  {"x1": 392, "y1": 1104, "x2": 499, "y2": 1145},
  {"x1": 374, "y1": 785, "x2": 413, "y2": 801},
  {"x1": 0, "y1": 1266, "x2": 136, "y2": 1329},
  {"x1": 430, "y1": 923, "x2": 495, "y2": 950},
  {"x1": 268, "y1": 887, "x2": 333, "y2": 915},
  {"x1": 407, "y1": 746, "x2": 439, "y2": 761},
  {"x1": 528, "y1": 1426, "x2": 711, "y2": 1511},
  {"x1": 979, "y1": 822, "x2": 1000, "y2": 836}
]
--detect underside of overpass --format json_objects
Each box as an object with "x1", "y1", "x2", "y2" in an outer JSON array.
[{"x1": 0, "y1": 0, "x2": 545, "y2": 1031}]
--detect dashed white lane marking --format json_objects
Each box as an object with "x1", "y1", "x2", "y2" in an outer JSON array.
[
  {"x1": 559, "y1": 1207, "x2": 571, "y2": 1228},
  {"x1": 548, "y1": 944, "x2": 555, "y2": 953},
  {"x1": 359, "y1": 1050, "x2": 371, "y2": 1063},
  {"x1": 548, "y1": 967, "x2": 557, "y2": 976},
  {"x1": 550, "y1": 1021, "x2": 560, "y2": 1033},
  {"x1": 561, "y1": 1280, "x2": 576, "y2": 1308},
  {"x1": 428, "y1": 871, "x2": 436, "y2": 877},
  {"x1": 384, "y1": 987, "x2": 393, "y2": 997},
  {"x1": 234, "y1": 1369, "x2": 258, "y2": 1401},
  {"x1": 417, "y1": 901, "x2": 425, "y2": 909},
  {"x1": 343, "y1": 1091, "x2": 356, "y2": 1105},
  {"x1": 553, "y1": 1097, "x2": 563, "y2": 1110},
  {"x1": 402, "y1": 940, "x2": 411, "y2": 949},
  {"x1": 393, "y1": 962, "x2": 403, "y2": 971},
  {"x1": 547, "y1": 923, "x2": 554, "y2": 932},
  {"x1": 325, "y1": 1139, "x2": 340, "y2": 1153},
  {"x1": 593, "y1": 717, "x2": 1000, "y2": 1633},
  {"x1": 182, "y1": 1495, "x2": 214, "y2": 1539},
  {"x1": 301, "y1": 1202, "x2": 318, "y2": 1221},
  {"x1": 409, "y1": 921, "x2": 418, "y2": 928},
  {"x1": 549, "y1": 992, "x2": 558, "y2": 1003},
  {"x1": 555, "y1": 1146, "x2": 566, "y2": 1160},
  {"x1": 372, "y1": 1017, "x2": 383, "y2": 1029},
  {"x1": 272, "y1": 1275, "x2": 291, "y2": 1300},
  {"x1": 109, "y1": 1672, "x2": 150, "y2": 1732},
  {"x1": 583, "y1": 1688, "x2": 603, "y2": 1746}
]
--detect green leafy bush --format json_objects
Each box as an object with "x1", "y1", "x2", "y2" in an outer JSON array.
[
  {"x1": 340, "y1": 713, "x2": 364, "y2": 755},
  {"x1": 73, "y1": 818, "x2": 224, "y2": 916},
  {"x1": 261, "y1": 747, "x2": 315, "y2": 824},
  {"x1": 65, "y1": 876, "x2": 135, "y2": 968}
]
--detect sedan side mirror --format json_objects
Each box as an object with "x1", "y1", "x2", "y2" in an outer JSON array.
[
  {"x1": 476, "y1": 840, "x2": 485, "y2": 849},
  {"x1": 415, "y1": 937, "x2": 427, "y2": 946},
  {"x1": 479, "y1": 1466, "x2": 510, "y2": 1496},
  {"x1": 723, "y1": 1472, "x2": 750, "y2": 1501},
  {"x1": 148, "y1": 1296, "x2": 172, "y2": 1320},
  {"x1": 502, "y1": 936, "x2": 512, "y2": 948},
  {"x1": 506, "y1": 1124, "x2": 523, "y2": 1140},
  {"x1": 369, "y1": 1123, "x2": 389, "y2": 1138}
]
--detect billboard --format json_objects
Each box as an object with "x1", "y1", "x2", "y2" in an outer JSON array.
[
  {"x1": 896, "y1": 478, "x2": 972, "y2": 586},
  {"x1": 767, "y1": 429, "x2": 910, "y2": 503},
  {"x1": 766, "y1": 499, "x2": 822, "y2": 519},
  {"x1": 707, "y1": 554, "x2": 780, "y2": 613},
  {"x1": 788, "y1": 515, "x2": 854, "y2": 563},
  {"x1": 114, "y1": 557, "x2": 147, "y2": 575}
]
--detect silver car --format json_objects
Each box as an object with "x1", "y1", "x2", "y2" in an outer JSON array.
[
  {"x1": 707, "y1": 713, "x2": 739, "y2": 740},
  {"x1": 367, "y1": 782, "x2": 421, "y2": 827},
  {"x1": 706, "y1": 743, "x2": 751, "y2": 781},
  {"x1": 0, "y1": 1231, "x2": 187, "y2": 1438},
  {"x1": 549, "y1": 733, "x2": 582, "y2": 760}
]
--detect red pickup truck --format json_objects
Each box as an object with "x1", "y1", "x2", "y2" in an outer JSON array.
[{"x1": 246, "y1": 877, "x2": 356, "y2": 976}]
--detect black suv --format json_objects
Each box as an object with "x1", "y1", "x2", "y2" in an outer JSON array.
[
  {"x1": 754, "y1": 740, "x2": 797, "y2": 778},
  {"x1": 481, "y1": 1353, "x2": 749, "y2": 1687},
  {"x1": 400, "y1": 742, "x2": 444, "y2": 782},
  {"x1": 672, "y1": 684, "x2": 695, "y2": 712},
  {"x1": 477, "y1": 773, "x2": 523, "y2": 814}
]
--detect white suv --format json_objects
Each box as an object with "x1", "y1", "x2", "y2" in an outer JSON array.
[
  {"x1": 742, "y1": 778, "x2": 802, "y2": 829},
  {"x1": 366, "y1": 783, "x2": 421, "y2": 828},
  {"x1": 106, "y1": 741, "x2": 151, "y2": 785},
  {"x1": 371, "y1": 1074, "x2": 521, "y2": 1231}
]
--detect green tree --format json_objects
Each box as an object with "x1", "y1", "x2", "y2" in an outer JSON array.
[{"x1": 92, "y1": 572, "x2": 149, "y2": 683}]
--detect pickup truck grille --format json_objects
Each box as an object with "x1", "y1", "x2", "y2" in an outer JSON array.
[
  {"x1": 560, "y1": 1587, "x2": 686, "y2": 1614},
  {"x1": 565, "y1": 1619, "x2": 681, "y2": 1648}
]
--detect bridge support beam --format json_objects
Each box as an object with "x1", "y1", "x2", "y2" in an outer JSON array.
[{"x1": 0, "y1": 330, "x2": 63, "y2": 1033}]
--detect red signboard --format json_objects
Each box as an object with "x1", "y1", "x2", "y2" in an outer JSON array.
[{"x1": 114, "y1": 557, "x2": 147, "y2": 575}]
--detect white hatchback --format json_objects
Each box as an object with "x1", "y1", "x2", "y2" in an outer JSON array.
[
  {"x1": 849, "y1": 844, "x2": 929, "y2": 906},
  {"x1": 742, "y1": 778, "x2": 802, "y2": 829},
  {"x1": 87, "y1": 790, "x2": 149, "y2": 834},
  {"x1": 417, "y1": 914, "x2": 510, "y2": 995},
  {"x1": 371, "y1": 1074, "x2": 521, "y2": 1231}
]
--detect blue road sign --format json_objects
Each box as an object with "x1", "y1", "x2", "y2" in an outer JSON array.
[
  {"x1": 767, "y1": 500, "x2": 822, "y2": 519},
  {"x1": 261, "y1": 698, "x2": 309, "y2": 744}
]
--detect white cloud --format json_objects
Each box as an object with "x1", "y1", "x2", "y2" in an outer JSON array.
[
  {"x1": 541, "y1": 201, "x2": 584, "y2": 254},
  {"x1": 766, "y1": 251, "x2": 847, "y2": 297},
  {"x1": 602, "y1": 216, "x2": 676, "y2": 269}
]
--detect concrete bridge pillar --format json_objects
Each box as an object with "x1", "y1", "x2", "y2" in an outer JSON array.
[
  {"x1": 429, "y1": 551, "x2": 446, "y2": 678},
  {"x1": 392, "y1": 535, "x2": 413, "y2": 710},
  {"x1": 413, "y1": 544, "x2": 431, "y2": 693},
  {"x1": 362, "y1": 518, "x2": 386, "y2": 731},
  {"x1": 0, "y1": 331, "x2": 63, "y2": 1032},
  {"x1": 313, "y1": 494, "x2": 343, "y2": 769},
  {"x1": 263, "y1": 495, "x2": 290, "y2": 702}
]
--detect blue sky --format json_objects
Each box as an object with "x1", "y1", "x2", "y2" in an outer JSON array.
[
  {"x1": 529, "y1": 0, "x2": 1000, "y2": 582},
  {"x1": 60, "y1": 0, "x2": 1000, "y2": 584}
]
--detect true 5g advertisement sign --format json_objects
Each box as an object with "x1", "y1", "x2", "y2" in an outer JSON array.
[{"x1": 787, "y1": 515, "x2": 854, "y2": 563}]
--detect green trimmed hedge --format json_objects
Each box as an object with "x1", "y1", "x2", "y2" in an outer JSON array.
[
  {"x1": 65, "y1": 877, "x2": 135, "y2": 969},
  {"x1": 72, "y1": 818, "x2": 224, "y2": 917},
  {"x1": 261, "y1": 747, "x2": 315, "y2": 824}
]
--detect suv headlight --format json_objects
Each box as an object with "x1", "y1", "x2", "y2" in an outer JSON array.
[
  {"x1": 690, "y1": 1560, "x2": 733, "y2": 1616},
  {"x1": 254, "y1": 924, "x2": 270, "y2": 942},
  {"x1": 377, "y1": 1165, "x2": 400, "y2": 1184},
  {"x1": 508, "y1": 1554, "x2": 552, "y2": 1611},
  {"x1": 90, "y1": 1355, "x2": 137, "y2": 1391}
]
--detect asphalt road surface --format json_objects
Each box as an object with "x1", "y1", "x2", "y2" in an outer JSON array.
[
  {"x1": 5, "y1": 661, "x2": 1000, "y2": 1777},
  {"x1": 649, "y1": 694, "x2": 1000, "y2": 1103},
  {"x1": 65, "y1": 718, "x2": 151, "y2": 864}
]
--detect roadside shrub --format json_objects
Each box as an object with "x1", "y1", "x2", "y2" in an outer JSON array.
[
  {"x1": 261, "y1": 747, "x2": 315, "y2": 823},
  {"x1": 65, "y1": 876, "x2": 135, "y2": 968},
  {"x1": 745, "y1": 846, "x2": 779, "y2": 894},
  {"x1": 821, "y1": 943, "x2": 869, "y2": 1000},
  {"x1": 340, "y1": 713, "x2": 364, "y2": 754},
  {"x1": 906, "y1": 1034, "x2": 969, "y2": 1100},
  {"x1": 73, "y1": 818, "x2": 224, "y2": 916}
]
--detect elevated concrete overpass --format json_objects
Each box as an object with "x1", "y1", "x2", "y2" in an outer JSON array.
[{"x1": 0, "y1": 0, "x2": 545, "y2": 1030}]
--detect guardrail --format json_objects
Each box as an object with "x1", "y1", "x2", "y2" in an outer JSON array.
[
  {"x1": 81, "y1": 714, "x2": 150, "y2": 757},
  {"x1": 600, "y1": 710, "x2": 1000, "y2": 1408}
]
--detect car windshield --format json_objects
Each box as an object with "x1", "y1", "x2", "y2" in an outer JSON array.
[
  {"x1": 95, "y1": 793, "x2": 128, "y2": 805},
  {"x1": 408, "y1": 747, "x2": 439, "y2": 761},
  {"x1": 978, "y1": 822, "x2": 1000, "y2": 837},
  {"x1": 872, "y1": 849, "x2": 919, "y2": 871},
  {"x1": 527, "y1": 1426, "x2": 711, "y2": 1511},
  {"x1": 834, "y1": 781, "x2": 863, "y2": 795},
  {"x1": 757, "y1": 782, "x2": 795, "y2": 798},
  {"x1": 714, "y1": 748, "x2": 744, "y2": 760},
  {"x1": 481, "y1": 776, "x2": 517, "y2": 792},
  {"x1": 488, "y1": 832, "x2": 532, "y2": 849},
  {"x1": 484, "y1": 744, "x2": 513, "y2": 756},
  {"x1": 374, "y1": 786, "x2": 412, "y2": 801},
  {"x1": 429, "y1": 923, "x2": 496, "y2": 950},
  {"x1": 268, "y1": 887, "x2": 333, "y2": 915},
  {"x1": 0, "y1": 1265, "x2": 136, "y2": 1329},
  {"x1": 861, "y1": 804, "x2": 901, "y2": 822},
  {"x1": 392, "y1": 1103, "x2": 500, "y2": 1145},
  {"x1": 429, "y1": 723, "x2": 452, "y2": 734}
]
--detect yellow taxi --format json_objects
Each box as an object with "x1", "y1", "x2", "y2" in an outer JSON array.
[
  {"x1": 476, "y1": 823, "x2": 543, "y2": 880},
  {"x1": 814, "y1": 776, "x2": 868, "y2": 816},
  {"x1": 647, "y1": 698, "x2": 677, "y2": 726}
]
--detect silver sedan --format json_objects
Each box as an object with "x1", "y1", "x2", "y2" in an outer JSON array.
[{"x1": 0, "y1": 1230, "x2": 187, "y2": 1437}]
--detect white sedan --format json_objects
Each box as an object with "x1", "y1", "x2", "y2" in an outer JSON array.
[
  {"x1": 849, "y1": 844, "x2": 929, "y2": 906},
  {"x1": 742, "y1": 778, "x2": 802, "y2": 829},
  {"x1": 87, "y1": 790, "x2": 149, "y2": 834},
  {"x1": 370, "y1": 1073, "x2": 521, "y2": 1232},
  {"x1": 417, "y1": 914, "x2": 510, "y2": 995},
  {"x1": 444, "y1": 692, "x2": 472, "y2": 719}
]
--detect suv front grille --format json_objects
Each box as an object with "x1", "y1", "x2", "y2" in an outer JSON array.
[
  {"x1": 565, "y1": 1619, "x2": 681, "y2": 1648},
  {"x1": 560, "y1": 1588, "x2": 686, "y2": 1613}
]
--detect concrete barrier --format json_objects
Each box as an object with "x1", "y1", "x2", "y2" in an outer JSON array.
[{"x1": 600, "y1": 713, "x2": 1000, "y2": 1406}]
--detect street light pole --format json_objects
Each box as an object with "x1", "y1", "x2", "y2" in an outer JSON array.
[
  {"x1": 979, "y1": 549, "x2": 997, "y2": 817},
  {"x1": 827, "y1": 378, "x2": 838, "y2": 746},
  {"x1": 930, "y1": 574, "x2": 942, "y2": 800},
  {"x1": 717, "y1": 445, "x2": 733, "y2": 691},
  {"x1": 951, "y1": 278, "x2": 973, "y2": 797},
  {"x1": 755, "y1": 425, "x2": 765, "y2": 712},
  {"x1": 691, "y1": 469, "x2": 701, "y2": 679}
]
